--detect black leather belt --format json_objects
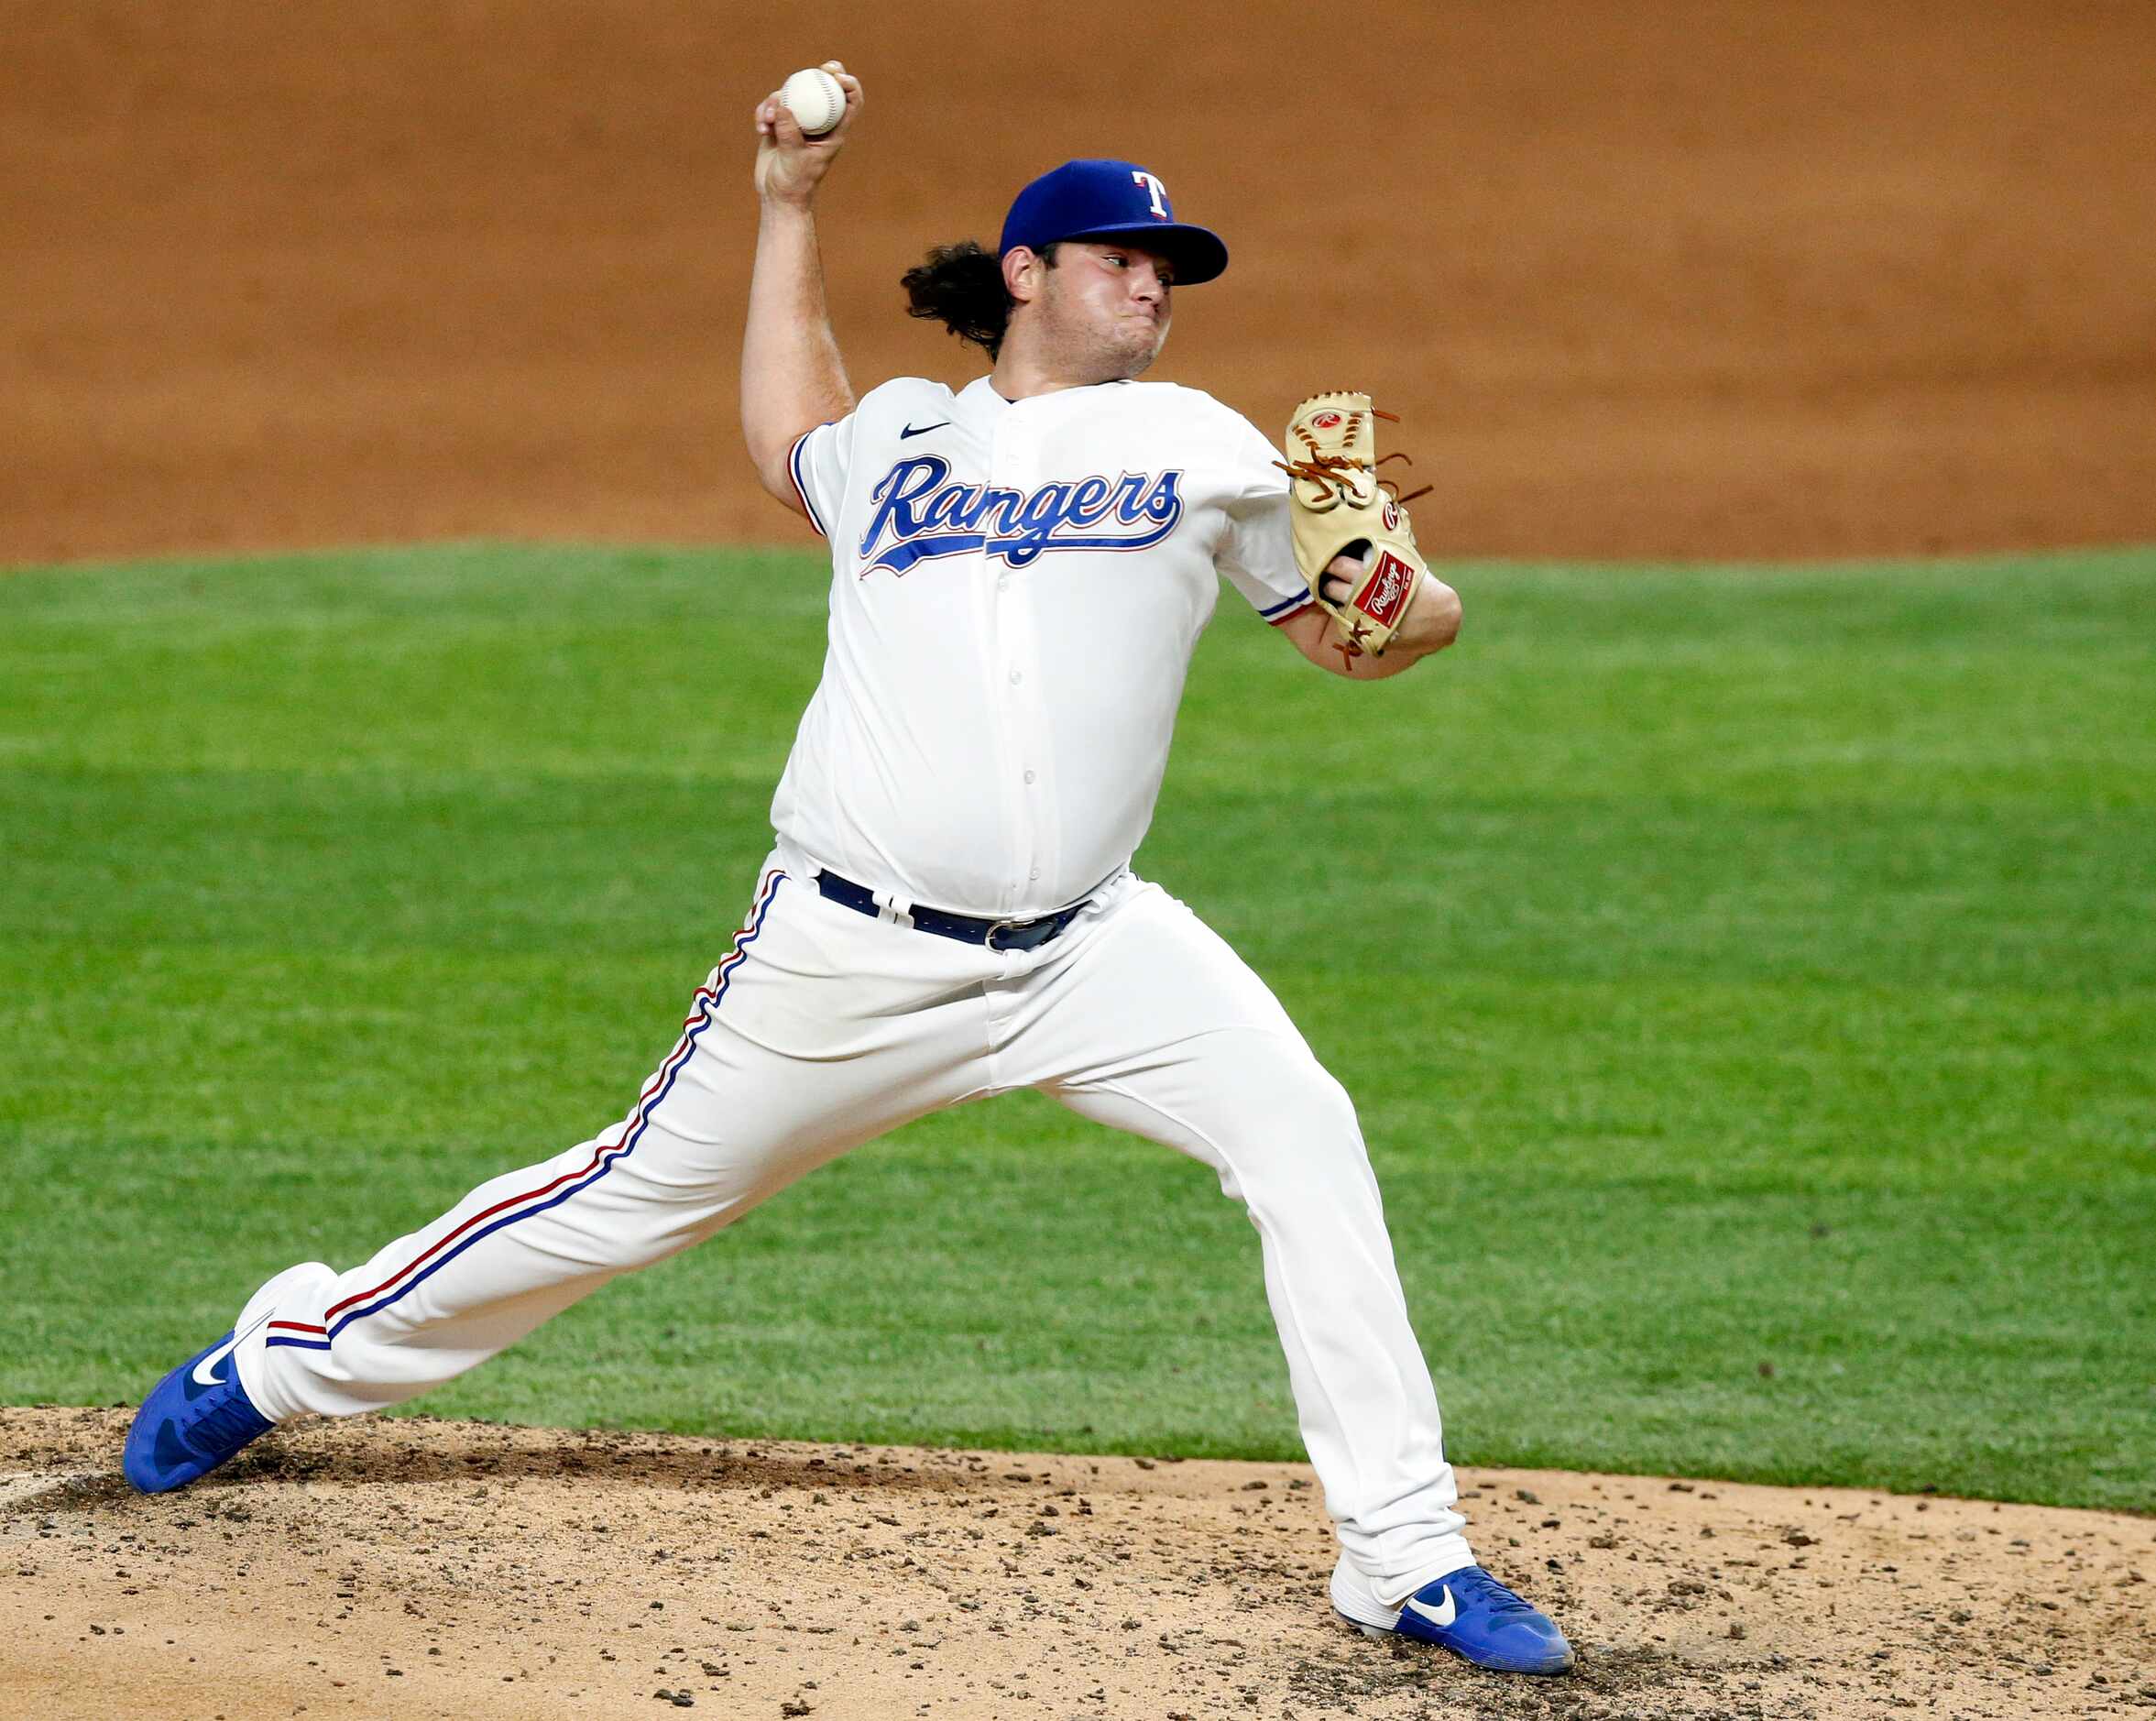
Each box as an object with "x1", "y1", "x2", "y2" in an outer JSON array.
[{"x1": 815, "y1": 869, "x2": 1089, "y2": 952}]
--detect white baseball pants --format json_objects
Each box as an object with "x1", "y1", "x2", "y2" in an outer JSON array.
[{"x1": 234, "y1": 849, "x2": 1474, "y2": 1601}]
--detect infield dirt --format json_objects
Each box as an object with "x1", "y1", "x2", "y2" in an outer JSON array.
[
  {"x1": 6, "y1": 1409, "x2": 2154, "y2": 1720},
  {"x1": 5, "y1": 0, "x2": 2153, "y2": 567}
]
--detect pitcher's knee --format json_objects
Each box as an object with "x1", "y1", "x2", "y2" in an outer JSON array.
[
  {"x1": 1250, "y1": 1048, "x2": 1360, "y2": 1136},
  {"x1": 1199, "y1": 1043, "x2": 1370, "y2": 1181},
  {"x1": 562, "y1": 1153, "x2": 770, "y2": 1265}
]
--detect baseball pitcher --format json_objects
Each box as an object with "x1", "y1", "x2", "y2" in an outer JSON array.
[{"x1": 123, "y1": 61, "x2": 1572, "y2": 1679}]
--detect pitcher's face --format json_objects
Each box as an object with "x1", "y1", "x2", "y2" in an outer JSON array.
[{"x1": 1027, "y1": 241, "x2": 1176, "y2": 381}]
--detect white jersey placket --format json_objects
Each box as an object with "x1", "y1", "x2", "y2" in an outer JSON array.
[{"x1": 984, "y1": 400, "x2": 1056, "y2": 917}]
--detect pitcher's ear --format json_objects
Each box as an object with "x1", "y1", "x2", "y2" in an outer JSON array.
[{"x1": 1002, "y1": 246, "x2": 1045, "y2": 304}]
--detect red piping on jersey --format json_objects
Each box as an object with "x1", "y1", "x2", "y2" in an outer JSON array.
[{"x1": 788, "y1": 427, "x2": 828, "y2": 538}]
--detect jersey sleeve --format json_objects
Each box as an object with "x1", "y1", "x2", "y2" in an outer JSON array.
[
  {"x1": 787, "y1": 412, "x2": 857, "y2": 540},
  {"x1": 1214, "y1": 412, "x2": 1313, "y2": 626}
]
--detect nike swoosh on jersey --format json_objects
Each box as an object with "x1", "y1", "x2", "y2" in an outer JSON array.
[
  {"x1": 1403, "y1": 1588, "x2": 1458, "y2": 1628},
  {"x1": 899, "y1": 421, "x2": 951, "y2": 439}
]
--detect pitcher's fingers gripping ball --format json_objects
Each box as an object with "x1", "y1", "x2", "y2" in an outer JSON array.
[
  {"x1": 752, "y1": 60, "x2": 863, "y2": 204},
  {"x1": 781, "y1": 66, "x2": 846, "y2": 137},
  {"x1": 1277, "y1": 391, "x2": 1434, "y2": 665},
  {"x1": 755, "y1": 60, "x2": 861, "y2": 147}
]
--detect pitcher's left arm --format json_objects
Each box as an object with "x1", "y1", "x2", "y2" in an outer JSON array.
[{"x1": 1276, "y1": 564, "x2": 1462, "y2": 680}]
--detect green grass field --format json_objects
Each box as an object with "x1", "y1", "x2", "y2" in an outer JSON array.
[{"x1": 3, "y1": 543, "x2": 2151, "y2": 1511}]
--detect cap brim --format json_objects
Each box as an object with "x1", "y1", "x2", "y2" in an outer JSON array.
[{"x1": 1063, "y1": 220, "x2": 1229, "y2": 285}]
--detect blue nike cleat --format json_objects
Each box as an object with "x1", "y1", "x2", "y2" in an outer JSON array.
[
  {"x1": 122, "y1": 1329, "x2": 275, "y2": 1494},
  {"x1": 1331, "y1": 1556, "x2": 1575, "y2": 1674}
]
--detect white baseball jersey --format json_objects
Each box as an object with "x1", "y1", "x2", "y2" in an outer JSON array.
[{"x1": 779, "y1": 376, "x2": 1313, "y2": 917}]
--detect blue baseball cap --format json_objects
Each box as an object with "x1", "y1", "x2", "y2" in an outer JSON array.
[{"x1": 998, "y1": 159, "x2": 1229, "y2": 285}]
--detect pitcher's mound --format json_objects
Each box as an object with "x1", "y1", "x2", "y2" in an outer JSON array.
[{"x1": 3, "y1": 1408, "x2": 2148, "y2": 1718}]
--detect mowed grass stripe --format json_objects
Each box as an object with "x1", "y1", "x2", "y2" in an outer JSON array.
[{"x1": 2, "y1": 544, "x2": 2150, "y2": 1509}]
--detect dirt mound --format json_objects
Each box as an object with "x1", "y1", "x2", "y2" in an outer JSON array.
[
  {"x1": 5, "y1": 0, "x2": 2154, "y2": 567},
  {"x1": 5, "y1": 1408, "x2": 2150, "y2": 1719}
]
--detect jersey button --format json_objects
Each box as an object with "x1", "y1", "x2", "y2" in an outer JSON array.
[
  {"x1": 1023, "y1": 770, "x2": 1036, "y2": 784},
  {"x1": 1029, "y1": 868, "x2": 1042, "y2": 882},
  {"x1": 1008, "y1": 669, "x2": 1023, "y2": 685}
]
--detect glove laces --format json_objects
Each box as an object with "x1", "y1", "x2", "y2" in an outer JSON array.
[{"x1": 1275, "y1": 408, "x2": 1433, "y2": 508}]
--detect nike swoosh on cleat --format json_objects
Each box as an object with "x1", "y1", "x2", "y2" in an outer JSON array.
[
  {"x1": 1403, "y1": 1588, "x2": 1458, "y2": 1628},
  {"x1": 899, "y1": 421, "x2": 951, "y2": 439},
  {"x1": 189, "y1": 1306, "x2": 279, "y2": 1389},
  {"x1": 191, "y1": 1336, "x2": 240, "y2": 1388}
]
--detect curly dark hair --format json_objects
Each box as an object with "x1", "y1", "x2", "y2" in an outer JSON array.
[{"x1": 900, "y1": 238, "x2": 1060, "y2": 360}]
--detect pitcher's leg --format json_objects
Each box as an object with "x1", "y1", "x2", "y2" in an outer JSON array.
[
  {"x1": 236, "y1": 867, "x2": 984, "y2": 1421},
  {"x1": 1014, "y1": 881, "x2": 1472, "y2": 1603}
]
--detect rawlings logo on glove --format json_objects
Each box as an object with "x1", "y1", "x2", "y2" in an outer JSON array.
[
  {"x1": 1276, "y1": 391, "x2": 1433, "y2": 661},
  {"x1": 1356, "y1": 548, "x2": 1420, "y2": 627}
]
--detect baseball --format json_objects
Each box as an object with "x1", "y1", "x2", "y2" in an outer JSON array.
[{"x1": 781, "y1": 67, "x2": 846, "y2": 137}]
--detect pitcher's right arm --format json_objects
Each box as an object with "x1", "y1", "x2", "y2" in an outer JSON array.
[{"x1": 741, "y1": 62, "x2": 864, "y2": 514}]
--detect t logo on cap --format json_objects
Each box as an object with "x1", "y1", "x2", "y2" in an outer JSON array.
[{"x1": 997, "y1": 159, "x2": 1230, "y2": 285}]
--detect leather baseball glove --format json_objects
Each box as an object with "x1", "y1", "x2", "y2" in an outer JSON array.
[{"x1": 1277, "y1": 391, "x2": 1432, "y2": 660}]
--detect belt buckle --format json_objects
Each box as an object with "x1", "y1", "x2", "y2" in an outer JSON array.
[{"x1": 982, "y1": 915, "x2": 1027, "y2": 952}]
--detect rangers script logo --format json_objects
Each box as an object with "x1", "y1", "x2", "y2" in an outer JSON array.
[{"x1": 857, "y1": 455, "x2": 1184, "y2": 576}]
